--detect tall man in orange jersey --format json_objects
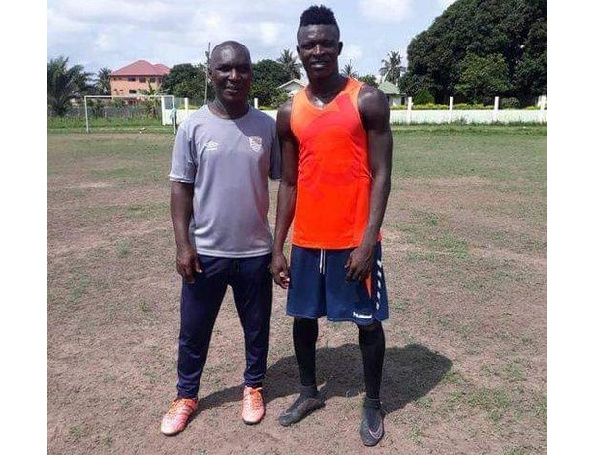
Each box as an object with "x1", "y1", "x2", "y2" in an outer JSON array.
[{"x1": 270, "y1": 5, "x2": 392, "y2": 447}]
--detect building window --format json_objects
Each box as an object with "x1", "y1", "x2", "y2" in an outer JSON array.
[
  {"x1": 149, "y1": 78, "x2": 156, "y2": 83},
  {"x1": 128, "y1": 77, "x2": 136, "y2": 82},
  {"x1": 139, "y1": 77, "x2": 146, "y2": 83},
  {"x1": 129, "y1": 90, "x2": 137, "y2": 94}
]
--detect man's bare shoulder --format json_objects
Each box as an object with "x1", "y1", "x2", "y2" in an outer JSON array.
[
  {"x1": 277, "y1": 99, "x2": 293, "y2": 117},
  {"x1": 276, "y1": 99, "x2": 294, "y2": 131},
  {"x1": 358, "y1": 84, "x2": 389, "y2": 110}
]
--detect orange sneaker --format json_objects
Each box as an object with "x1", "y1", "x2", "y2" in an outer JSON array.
[
  {"x1": 241, "y1": 386, "x2": 265, "y2": 425},
  {"x1": 160, "y1": 397, "x2": 198, "y2": 436}
]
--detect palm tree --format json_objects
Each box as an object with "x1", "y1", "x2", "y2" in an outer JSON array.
[
  {"x1": 96, "y1": 67, "x2": 112, "y2": 95},
  {"x1": 379, "y1": 51, "x2": 406, "y2": 86},
  {"x1": 47, "y1": 56, "x2": 92, "y2": 116},
  {"x1": 140, "y1": 81, "x2": 162, "y2": 118},
  {"x1": 277, "y1": 49, "x2": 302, "y2": 80},
  {"x1": 342, "y1": 60, "x2": 359, "y2": 78}
]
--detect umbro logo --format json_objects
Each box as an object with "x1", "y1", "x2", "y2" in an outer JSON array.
[{"x1": 205, "y1": 140, "x2": 219, "y2": 152}]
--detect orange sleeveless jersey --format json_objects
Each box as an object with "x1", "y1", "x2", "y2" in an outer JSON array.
[{"x1": 291, "y1": 77, "x2": 380, "y2": 249}]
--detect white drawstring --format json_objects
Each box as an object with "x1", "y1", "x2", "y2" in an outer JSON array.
[{"x1": 319, "y1": 249, "x2": 326, "y2": 274}]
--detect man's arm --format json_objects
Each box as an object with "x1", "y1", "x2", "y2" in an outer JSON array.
[
  {"x1": 171, "y1": 181, "x2": 202, "y2": 283},
  {"x1": 345, "y1": 85, "x2": 393, "y2": 281},
  {"x1": 270, "y1": 100, "x2": 299, "y2": 289}
]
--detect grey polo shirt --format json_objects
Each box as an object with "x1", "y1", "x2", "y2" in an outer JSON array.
[{"x1": 169, "y1": 105, "x2": 281, "y2": 258}]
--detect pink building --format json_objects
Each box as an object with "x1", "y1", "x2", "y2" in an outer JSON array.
[{"x1": 110, "y1": 60, "x2": 170, "y2": 96}]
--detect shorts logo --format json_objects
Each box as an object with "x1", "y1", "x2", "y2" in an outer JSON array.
[
  {"x1": 205, "y1": 140, "x2": 219, "y2": 152},
  {"x1": 248, "y1": 136, "x2": 263, "y2": 152},
  {"x1": 353, "y1": 311, "x2": 373, "y2": 320}
]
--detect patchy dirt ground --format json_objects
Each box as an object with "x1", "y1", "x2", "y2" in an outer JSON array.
[{"x1": 47, "y1": 130, "x2": 546, "y2": 455}]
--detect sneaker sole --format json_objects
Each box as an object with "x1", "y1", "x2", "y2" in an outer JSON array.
[{"x1": 242, "y1": 413, "x2": 265, "y2": 425}]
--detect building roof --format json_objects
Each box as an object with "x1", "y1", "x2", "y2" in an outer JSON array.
[
  {"x1": 378, "y1": 81, "x2": 400, "y2": 95},
  {"x1": 278, "y1": 79, "x2": 308, "y2": 90},
  {"x1": 110, "y1": 60, "x2": 171, "y2": 77}
]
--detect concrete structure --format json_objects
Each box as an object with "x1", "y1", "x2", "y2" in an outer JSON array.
[
  {"x1": 110, "y1": 60, "x2": 170, "y2": 96},
  {"x1": 378, "y1": 81, "x2": 406, "y2": 107},
  {"x1": 278, "y1": 79, "x2": 307, "y2": 97}
]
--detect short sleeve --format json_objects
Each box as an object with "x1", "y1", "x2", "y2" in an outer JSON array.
[
  {"x1": 268, "y1": 119, "x2": 281, "y2": 180},
  {"x1": 169, "y1": 123, "x2": 197, "y2": 183}
]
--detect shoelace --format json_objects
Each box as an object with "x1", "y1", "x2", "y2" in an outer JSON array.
[
  {"x1": 167, "y1": 398, "x2": 196, "y2": 417},
  {"x1": 244, "y1": 388, "x2": 263, "y2": 411}
]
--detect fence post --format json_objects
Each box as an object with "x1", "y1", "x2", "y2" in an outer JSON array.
[
  {"x1": 448, "y1": 96, "x2": 454, "y2": 124},
  {"x1": 254, "y1": 98, "x2": 259, "y2": 109},
  {"x1": 407, "y1": 97, "x2": 413, "y2": 125},
  {"x1": 161, "y1": 96, "x2": 166, "y2": 124},
  {"x1": 493, "y1": 96, "x2": 499, "y2": 123},
  {"x1": 185, "y1": 98, "x2": 189, "y2": 116},
  {"x1": 84, "y1": 96, "x2": 89, "y2": 133},
  {"x1": 538, "y1": 95, "x2": 546, "y2": 123}
]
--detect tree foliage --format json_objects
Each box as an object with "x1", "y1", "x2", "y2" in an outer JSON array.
[
  {"x1": 403, "y1": 0, "x2": 546, "y2": 104},
  {"x1": 161, "y1": 63, "x2": 213, "y2": 103},
  {"x1": 358, "y1": 74, "x2": 379, "y2": 87},
  {"x1": 47, "y1": 56, "x2": 92, "y2": 116},
  {"x1": 455, "y1": 53, "x2": 510, "y2": 103},
  {"x1": 95, "y1": 67, "x2": 112, "y2": 95},
  {"x1": 379, "y1": 51, "x2": 406, "y2": 86},
  {"x1": 341, "y1": 61, "x2": 359, "y2": 78},
  {"x1": 249, "y1": 59, "x2": 289, "y2": 108},
  {"x1": 277, "y1": 49, "x2": 302, "y2": 80}
]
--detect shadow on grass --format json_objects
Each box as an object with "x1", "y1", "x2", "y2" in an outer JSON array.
[{"x1": 199, "y1": 343, "x2": 451, "y2": 415}]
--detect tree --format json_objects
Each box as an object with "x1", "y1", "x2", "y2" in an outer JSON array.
[
  {"x1": 358, "y1": 74, "x2": 379, "y2": 87},
  {"x1": 140, "y1": 82, "x2": 162, "y2": 118},
  {"x1": 249, "y1": 59, "x2": 289, "y2": 107},
  {"x1": 161, "y1": 63, "x2": 212, "y2": 103},
  {"x1": 47, "y1": 56, "x2": 92, "y2": 116},
  {"x1": 277, "y1": 49, "x2": 302, "y2": 80},
  {"x1": 95, "y1": 67, "x2": 112, "y2": 95},
  {"x1": 379, "y1": 51, "x2": 406, "y2": 86},
  {"x1": 455, "y1": 53, "x2": 510, "y2": 104},
  {"x1": 402, "y1": 0, "x2": 546, "y2": 104},
  {"x1": 341, "y1": 60, "x2": 359, "y2": 78}
]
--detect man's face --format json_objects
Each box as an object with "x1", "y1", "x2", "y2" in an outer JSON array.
[
  {"x1": 209, "y1": 45, "x2": 252, "y2": 105},
  {"x1": 297, "y1": 24, "x2": 342, "y2": 80}
]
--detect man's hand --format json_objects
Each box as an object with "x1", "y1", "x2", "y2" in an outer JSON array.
[
  {"x1": 270, "y1": 252, "x2": 290, "y2": 289},
  {"x1": 176, "y1": 243, "x2": 202, "y2": 284},
  {"x1": 345, "y1": 244, "x2": 375, "y2": 282}
]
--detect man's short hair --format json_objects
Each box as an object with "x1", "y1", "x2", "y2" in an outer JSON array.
[
  {"x1": 210, "y1": 41, "x2": 251, "y2": 67},
  {"x1": 299, "y1": 5, "x2": 339, "y2": 31}
]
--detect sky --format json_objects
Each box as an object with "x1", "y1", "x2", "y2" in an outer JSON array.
[{"x1": 47, "y1": 0, "x2": 457, "y2": 78}]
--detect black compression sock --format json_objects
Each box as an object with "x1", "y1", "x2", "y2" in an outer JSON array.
[
  {"x1": 358, "y1": 322, "x2": 385, "y2": 400},
  {"x1": 293, "y1": 318, "x2": 319, "y2": 387}
]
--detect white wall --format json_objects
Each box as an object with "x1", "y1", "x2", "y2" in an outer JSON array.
[
  {"x1": 164, "y1": 107, "x2": 547, "y2": 125},
  {"x1": 259, "y1": 109, "x2": 547, "y2": 124}
]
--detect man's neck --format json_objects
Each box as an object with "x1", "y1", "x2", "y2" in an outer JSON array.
[
  {"x1": 307, "y1": 73, "x2": 347, "y2": 107},
  {"x1": 208, "y1": 99, "x2": 249, "y2": 119}
]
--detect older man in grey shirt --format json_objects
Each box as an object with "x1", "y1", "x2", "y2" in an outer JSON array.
[{"x1": 161, "y1": 41, "x2": 280, "y2": 436}]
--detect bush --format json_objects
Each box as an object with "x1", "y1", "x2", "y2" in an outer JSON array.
[
  {"x1": 413, "y1": 103, "x2": 448, "y2": 110},
  {"x1": 453, "y1": 103, "x2": 493, "y2": 110},
  {"x1": 501, "y1": 97, "x2": 520, "y2": 109},
  {"x1": 413, "y1": 89, "x2": 435, "y2": 105}
]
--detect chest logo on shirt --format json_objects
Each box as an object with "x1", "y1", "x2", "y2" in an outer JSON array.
[
  {"x1": 248, "y1": 136, "x2": 263, "y2": 153},
  {"x1": 205, "y1": 140, "x2": 219, "y2": 152}
]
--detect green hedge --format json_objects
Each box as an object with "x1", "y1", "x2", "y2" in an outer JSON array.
[{"x1": 390, "y1": 103, "x2": 540, "y2": 111}]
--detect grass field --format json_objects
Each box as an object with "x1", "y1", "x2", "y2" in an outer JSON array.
[{"x1": 47, "y1": 125, "x2": 547, "y2": 454}]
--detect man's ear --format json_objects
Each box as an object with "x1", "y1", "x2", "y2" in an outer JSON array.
[{"x1": 338, "y1": 41, "x2": 343, "y2": 56}]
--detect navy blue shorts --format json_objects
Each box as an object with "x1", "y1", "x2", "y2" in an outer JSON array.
[{"x1": 286, "y1": 243, "x2": 389, "y2": 325}]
